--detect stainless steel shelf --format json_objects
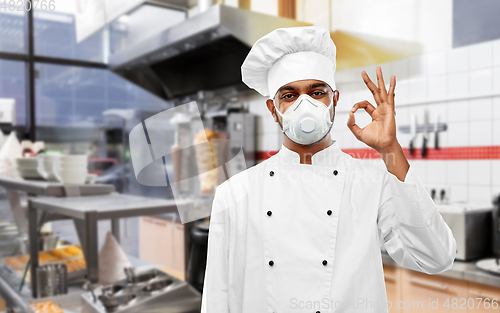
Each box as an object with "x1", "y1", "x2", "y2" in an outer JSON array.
[
  {"x1": 29, "y1": 195, "x2": 187, "y2": 220},
  {"x1": 28, "y1": 195, "x2": 193, "y2": 298}
]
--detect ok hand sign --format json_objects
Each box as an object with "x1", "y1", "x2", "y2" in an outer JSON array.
[{"x1": 347, "y1": 66, "x2": 399, "y2": 154}]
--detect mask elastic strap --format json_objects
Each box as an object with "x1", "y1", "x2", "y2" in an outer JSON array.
[
  {"x1": 273, "y1": 99, "x2": 285, "y2": 118},
  {"x1": 273, "y1": 99, "x2": 287, "y2": 132},
  {"x1": 326, "y1": 98, "x2": 334, "y2": 110},
  {"x1": 325, "y1": 98, "x2": 334, "y2": 122}
]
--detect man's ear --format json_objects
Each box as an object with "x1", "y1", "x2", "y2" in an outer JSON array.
[
  {"x1": 266, "y1": 99, "x2": 278, "y2": 123},
  {"x1": 333, "y1": 90, "x2": 339, "y2": 108}
]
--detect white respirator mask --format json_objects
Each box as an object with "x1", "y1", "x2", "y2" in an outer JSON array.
[{"x1": 273, "y1": 93, "x2": 335, "y2": 145}]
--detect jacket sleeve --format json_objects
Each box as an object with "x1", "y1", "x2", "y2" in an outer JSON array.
[
  {"x1": 377, "y1": 164, "x2": 456, "y2": 274},
  {"x1": 201, "y1": 183, "x2": 230, "y2": 313}
]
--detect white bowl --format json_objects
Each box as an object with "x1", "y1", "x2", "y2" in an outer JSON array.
[
  {"x1": 60, "y1": 155, "x2": 88, "y2": 163},
  {"x1": 55, "y1": 168, "x2": 88, "y2": 185},
  {"x1": 42, "y1": 155, "x2": 61, "y2": 162},
  {"x1": 59, "y1": 164, "x2": 88, "y2": 172},
  {"x1": 59, "y1": 160, "x2": 87, "y2": 166}
]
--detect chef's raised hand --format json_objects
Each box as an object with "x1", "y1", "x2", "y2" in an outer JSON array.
[
  {"x1": 347, "y1": 66, "x2": 410, "y2": 181},
  {"x1": 347, "y1": 66, "x2": 398, "y2": 153}
]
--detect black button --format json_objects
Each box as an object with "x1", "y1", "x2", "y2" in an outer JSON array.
[
  {"x1": 322, "y1": 260, "x2": 328, "y2": 266},
  {"x1": 333, "y1": 170, "x2": 338, "y2": 176},
  {"x1": 269, "y1": 171, "x2": 274, "y2": 176},
  {"x1": 269, "y1": 260, "x2": 274, "y2": 266},
  {"x1": 267, "y1": 211, "x2": 272, "y2": 216},
  {"x1": 327, "y1": 210, "x2": 332, "y2": 216},
  {"x1": 316, "y1": 311, "x2": 321, "y2": 313}
]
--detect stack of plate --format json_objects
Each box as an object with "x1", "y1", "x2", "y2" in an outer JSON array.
[
  {"x1": 15, "y1": 157, "x2": 43, "y2": 179},
  {"x1": 54, "y1": 155, "x2": 88, "y2": 185}
]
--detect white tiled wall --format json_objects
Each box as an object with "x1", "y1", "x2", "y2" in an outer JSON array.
[
  {"x1": 334, "y1": 38, "x2": 500, "y2": 205},
  {"x1": 247, "y1": 37, "x2": 500, "y2": 206}
]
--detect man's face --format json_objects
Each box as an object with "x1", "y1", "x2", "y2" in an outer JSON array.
[{"x1": 266, "y1": 79, "x2": 339, "y2": 126}]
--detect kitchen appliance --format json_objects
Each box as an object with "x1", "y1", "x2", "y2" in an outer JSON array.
[
  {"x1": 475, "y1": 194, "x2": 500, "y2": 275},
  {"x1": 170, "y1": 103, "x2": 256, "y2": 197},
  {"x1": 437, "y1": 204, "x2": 492, "y2": 261},
  {"x1": 186, "y1": 220, "x2": 209, "y2": 293},
  {"x1": 493, "y1": 193, "x2": 500, "y2": 259},
  {"x1": 227, "y1": 112, "x2": 256, "y2": 170},
  {"x1": 81, "y1": 269, "x2": 201, "y2": 313}
]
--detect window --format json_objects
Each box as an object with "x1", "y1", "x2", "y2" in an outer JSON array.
[
  {"x1": 0, "y1": 59, "x2": 26, "y2": 125},
  {"x1": 35, "y1": 63, "x2": 168, "y2": 127},
  {"x1": 0, "y1": 11, "x2": 25, "y2": 54},
  {"x1": 34, "y1": 10, "x2": 108, "y2": 63}
]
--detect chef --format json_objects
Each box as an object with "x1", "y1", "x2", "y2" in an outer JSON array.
[{"x1": 201, "y1": 25, "x2": 456, "y2": 313}]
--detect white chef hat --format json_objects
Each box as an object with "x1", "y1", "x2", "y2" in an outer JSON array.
[{"x1": 241, "y1": 25, "x2": 336, "y2": 100}]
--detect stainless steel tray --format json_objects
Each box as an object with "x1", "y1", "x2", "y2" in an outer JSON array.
[
  {"x1": 81, "y1": 269, "x2": 201, "y2": 313},
  {"x1": 476, "y1": 258, "x2": 500, "y2": 276}
]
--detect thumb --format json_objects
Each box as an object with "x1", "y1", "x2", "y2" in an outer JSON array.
[{"x1": 347, "y1": 111, "x2": 363, "y2": 140}]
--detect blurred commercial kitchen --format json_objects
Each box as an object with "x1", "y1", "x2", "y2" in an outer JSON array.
[{"x1": 0, "y1": 0, "x2": 499, "y2": 312}]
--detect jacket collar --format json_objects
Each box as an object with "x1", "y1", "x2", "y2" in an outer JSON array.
[{"x1": 275, "y1": 140, "x2": 343, "y2": 166}]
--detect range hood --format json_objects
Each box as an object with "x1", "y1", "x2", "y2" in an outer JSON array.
[
  {"x1": 108, "y1": 4, "x2": 309, "y2": 100},
  {"x1": 109, "y1": 3, "x2": 421, "y2": 101}
]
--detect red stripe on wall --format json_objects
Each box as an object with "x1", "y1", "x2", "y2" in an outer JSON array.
[
  {"x1": 256, "y1": 146, "x2": 500, "y2": 161},
  {"x1": 256, "y1": 150, "x2": 279, "y2": 160}
]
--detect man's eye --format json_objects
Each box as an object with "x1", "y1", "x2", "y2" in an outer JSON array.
[
  {"x1": 312, "y1": 91, "x2": 324, "y2": 96},
  {"x1": 282, "y1": 94, "x2": 293, "y2": 99}
]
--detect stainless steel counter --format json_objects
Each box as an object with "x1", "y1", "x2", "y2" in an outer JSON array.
[
  {"x1": 381, "y1": 251, "x2": 500, "y2": 288},
  {"x1": 29, "y1": 195, "x2": 188, "y2": 220}
]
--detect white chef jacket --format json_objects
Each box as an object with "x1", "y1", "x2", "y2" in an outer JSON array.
[{"x1": 201, "y1": 140, "x2": 456, "y2": 313}]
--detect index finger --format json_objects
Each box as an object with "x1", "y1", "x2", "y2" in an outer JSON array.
[{"x1": 361, "y1": 70, "x2": 382, "y2": 106}]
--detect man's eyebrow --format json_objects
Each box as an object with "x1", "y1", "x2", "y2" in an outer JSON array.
[
  {"x1": 277, "y1": 82, "x2": 328, "y2": 94},
  {"x1": 277, "y1": 85, "x2": 297, "y2": 93},
  {"x1": 310, "y1": 83, "x2": 328, "y2": 89}
]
